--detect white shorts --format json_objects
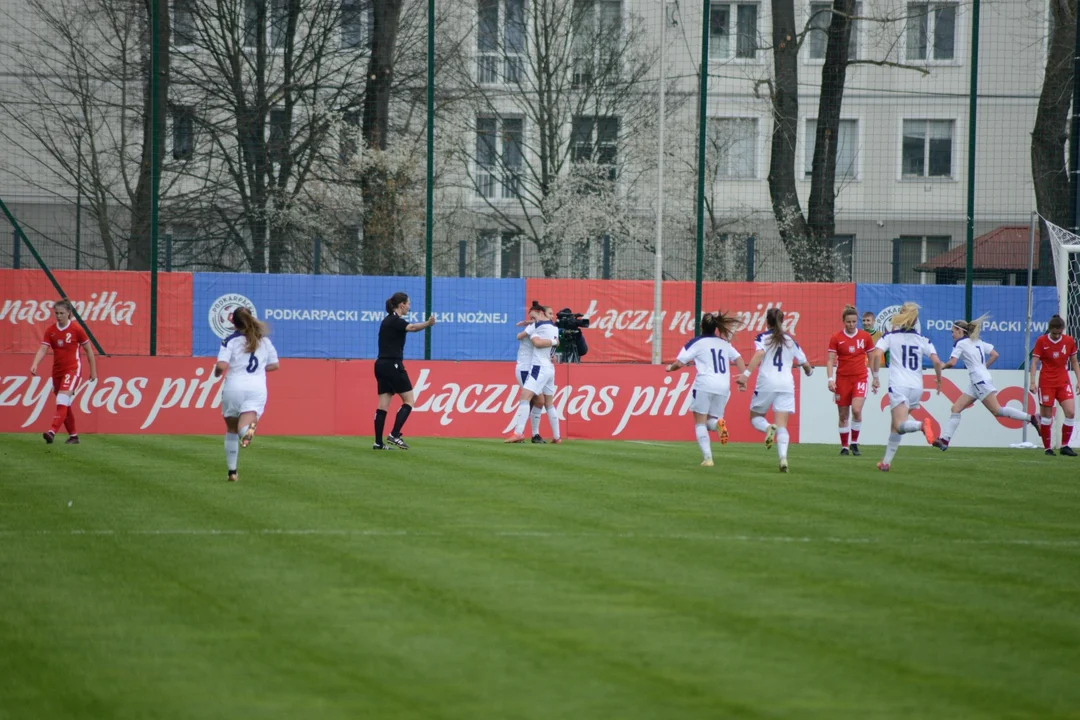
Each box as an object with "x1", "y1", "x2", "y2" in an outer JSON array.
[
  {"x1": 750, "y1": 389, "x2": 795, "y2": 415},
  {"x1": 523, "y1": 365, "x2": 556, "y2": 396},
  {"x1": 515, "y1": 366, "x2": 530, "y2": 387},
  {"x1": 887, "y1": 385, "x2": 923, "y2": 410},
  {"x1": 966, "y1": 379, "x2": 996, "y2": 401},
  {"x1": 690, "y1": 389, "x2": 730, "y2": 418},
  {"x1": 221, "y1": 387, "x2": 267, "y2": 418}
]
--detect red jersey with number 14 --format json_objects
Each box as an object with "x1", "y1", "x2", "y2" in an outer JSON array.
[
  {"x1": 828, "y1": 329, "x2": 874, "y2": 378},
  {"x1": 1032, "y1": 334, "x2": 1077, "y2": 388},
  {"x1": 42, "y1": 321, "x2": 90, "y2": 376}
]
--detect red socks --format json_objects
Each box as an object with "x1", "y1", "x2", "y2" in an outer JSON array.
[
  {"x1": 64, "y1": 408, "x2": 77, "y2": 436},
  {"x1": 50, "y1": 405, "x2": 69, "y2": 433},
  {"x1": 839, "y1": 430, "x2": 850, "y2": 448},
  {"x1": 1063, "y1": 422, "x2": 1074, "y2": 448}
]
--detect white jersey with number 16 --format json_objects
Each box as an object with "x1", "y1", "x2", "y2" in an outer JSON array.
[
  {"x1": 753, "y1": 333, "x2": 808, "y2": 393},
  {"x1": 876, "y1": 330, "x2": 937, "y2": 390}
]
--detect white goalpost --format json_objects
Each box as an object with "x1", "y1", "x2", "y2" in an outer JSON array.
[{"x1": 1044, "y1": 217, "x2": 1080, "y2": 338}]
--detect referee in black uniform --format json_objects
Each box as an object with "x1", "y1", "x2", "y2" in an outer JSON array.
[{"x1": 374, "y1": 291, "x2": 436, "y2": 450}]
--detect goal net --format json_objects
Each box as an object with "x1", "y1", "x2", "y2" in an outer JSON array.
[{"x1": 1045, "y1": 217, "x2": 1080, "y2": 338}]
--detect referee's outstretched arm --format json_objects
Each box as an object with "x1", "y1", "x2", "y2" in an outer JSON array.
[{"x1": 406, "y1": 315, "x2": 437, "y2": 332}]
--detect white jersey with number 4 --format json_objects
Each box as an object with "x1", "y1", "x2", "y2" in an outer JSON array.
[
  {"x1": 527, "y1": 321, "x2": 559, "y2": 368},
  {"x1": 217, "y1": 333, "x2": 279, "y2": 391},
  {"x1": 753, "y1": 333, "x2": 808, "y2": 393},
  {"x1": 677, "y1": 336, "x2": 742, "y2": 395},
  {"x1": 876, "y1": 330, "x2": 937, "y2": 390},
  {"x1": 950, "y1": 337, "x2": 993, "y2": 385}
]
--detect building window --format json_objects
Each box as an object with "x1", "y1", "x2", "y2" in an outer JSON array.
[
  {"x1": 478, "y1": 0, "x2": 526, "y2": 84},
  {"x1": 571, "y1": 115, "x2": 619, "y2": 183},
  {"x1": 476, "y1": 231, "x2": 521, "y2": 277},
  {"x1": 894, "y1": 235, "x2": 950, "y2": 284},
  {"x1": 171, "y1": 106, "x2": 195, "y2": 160},
  {"x1": 475, "y1": 116, "x2": 524, "y2": 199},
  {"x1": 709, "y1": 3, "x2": 757, "y2": 60},
  {"x1": 270, "y1": 0, "x2": 289, "y2": 48},
  {"x1": 244, "y1": 0, "x2": 260, "y2": 48},
  {"x1": 572, "y1": 0, "x2": 621, "y2": 87},
  {"x1": 906, "y1": 2, "x2": 956, "y2": 61},
  {"x1": 243, "y1": 0, "x2": 289, "y2": 49},
  {"x1": 902, "y1": 119, "x2": 953, "y2": 178},
  {"x1": 808, "y1": 2, "x2": 859, "y2": 61},
  {"x1": 173, "y1": 0, "x2": 196, "y2": 46},
  {"x1": 167, "y1": 224, "x2": 200, "y2": 270},
  {"x1": 709, "y1": 117, "x2": 757, "y2": 179},
  {"x1": 804, "y1": 118, "x2": 858, "y2": 180},
  {"x1": 341, "y1": 0, "x2": 373, "y2": 50},
  {"x1": 268, "y1": 109, "x2": 288, "y2": 165}
]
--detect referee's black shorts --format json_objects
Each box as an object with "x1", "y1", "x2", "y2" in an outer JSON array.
[{"x1": 374, "y1": 358, "x2": 413, "y2": 395}]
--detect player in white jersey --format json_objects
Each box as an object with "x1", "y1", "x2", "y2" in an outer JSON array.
[
  {"x1": 934, "y1": 315, "x2": 1039, "y2": 450},
  {"x1": 736, "y1": 308, "x2": 813, "y2": 472},
  {"x1": 514, "y1": 305, "x2": 549, "y2": 443},
  {"x1": 505, "y1": 301, "x2": 560, "y2": 443},
  {"x1": 666, "y1": 312, "x2": 747, "y2": 466},
  {"x1": 868, "y1": 302, "x2": 941, "y2": 472},
  {"x1": 213, "y1": 307, "x2": 280, "y2": 482}
]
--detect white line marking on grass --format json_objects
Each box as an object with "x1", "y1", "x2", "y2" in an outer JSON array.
[
  {"x1": 0, "y1": 528, "x2": 1078, "y2": 547},
  {"x1": 625, "y1": 441, "x2": 671, "y2": 447}
]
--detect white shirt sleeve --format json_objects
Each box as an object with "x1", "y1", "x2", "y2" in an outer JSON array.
[
  {"x1": 754, "y1": 336, "x2": 766, "y2": 352},
  {"x1": 950, "y1": 343, "x2": 963, "y2": 361},
  {"x1": 216, "y1": 338, "x2": 233, "y2": 364},
  {"x1": 265, "y1": 338, "x2": 279, "y2": 365},
  {"x1": 726, "y1": 346, "x2": 742, "y2": 362},
  {"x1": 924, "y1": 338, "x2": 938, "y2": 357},
  {"x1": 793, "y1": 343, "x2": 808, "y2": 365},
  {"x1": 676, "y1": 345, "x2": 694, "y2": 365},
  {"x1": 874, "y1": 336, "x2": 890, "y2": 353}
]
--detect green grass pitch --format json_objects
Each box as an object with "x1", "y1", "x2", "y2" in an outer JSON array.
[{"x1": 1, "y1": 433, "x2": 1078, "y2": 719}]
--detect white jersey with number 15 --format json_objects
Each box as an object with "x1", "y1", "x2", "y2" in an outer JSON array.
[
  {"x1": 753, "y1": 333, "x2": 808, "y2": 393},
  {"x1": 876, "y1": 330, "x2": 937, "y2": 390}
]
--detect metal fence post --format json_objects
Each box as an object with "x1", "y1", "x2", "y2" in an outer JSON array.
[
  {"x1": 313, "y1": 236, "x2": 322, "y2": 274},
  {"x1": 746, "y1": 235, "x2": 755, "y2": 281},
  {"x1": 165, "y1": 233, "x2": 173, "y2": 272},
  {"x1": 12, "y1": 228, "x2": 19, "y2": 269}
]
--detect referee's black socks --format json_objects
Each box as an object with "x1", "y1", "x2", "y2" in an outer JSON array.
[
  {"x1": 374, "y1": 409, "x2": 388, "y2": 445},
  {"x1": 391, "y1": 404, "x2": 412, "y2": 437}
]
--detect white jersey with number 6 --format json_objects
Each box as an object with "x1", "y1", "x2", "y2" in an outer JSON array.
[
  {"x1": 677, "y1": 336, "x2": 742, "y2": 395},
  {"x1": 876, "y1": 330, "x2": 936, "y2": 390},
  {"x1": 217, "y1": 333, "x2": 279, "y2": 392},
  {"x1": 752, "y1": 333, "x2": 808, "y2": 393}
]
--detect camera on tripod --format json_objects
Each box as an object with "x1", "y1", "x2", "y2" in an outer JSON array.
[{"x1": 554, "y1": 308, "x2": 589, "y2": 363}]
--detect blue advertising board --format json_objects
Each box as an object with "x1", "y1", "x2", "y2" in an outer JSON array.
[
  {"x1": 855, "y1": 284, "x2": 1059, "y2": 369},
  {"x1": 192, "y1": 273, "x2": 524, "y2": 360}
]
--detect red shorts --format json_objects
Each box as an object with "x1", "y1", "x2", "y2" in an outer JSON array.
[
  {"x1": 834, "y1": 375, "x2": 868, "y2": 407},
  {"x1": 1038, "y1": 384, "x2": 1074, "y2": 407},
  {"x1": 52, "y1": 370, "x2": 82, "y2": 395}
]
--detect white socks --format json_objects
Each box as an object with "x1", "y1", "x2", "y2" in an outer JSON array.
[
  {"x1": 751, "y1": 416, "x2": 770, "y2": 433},
  {"x1": 530, "y1": 407, "x2": 543, "y2": 436},
  {"x1": 695, "y1": 424, "x2": 711, "y2": 460},
  {"x1": 899, "y1": 419, "x2": 921, "y2": 434},
  {"x1": 883, "y1": 433, "x2": 902, "y2": 464},
  {"x1": 943, "y1": 413, "x2": 962, "y2": 441},
  {"x1": 546, "y1": 406, "x2": 561, "y2": 440},
  {"x1": 512, "y1": 399, "x2": 531, "y2": 435},
  {"x1": 225, "y1": 433, "x2": 239, "y2": 472},
  {"x1": 776, "y1": 427, "x2": 790, "y2": 460},
  {"x1": 997, "y1": 406, "x2": 1029, "y2": 421}
]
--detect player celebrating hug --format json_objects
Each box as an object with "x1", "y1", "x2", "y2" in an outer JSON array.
[
  {"x1": 933, "y1": 315, "x2": 1039, "y2": 451},
  {"x1": 30, "y1": 299, "x2": 98, "y2": 445},
  {"x1": 827, "y1": 305, "x2": 875, "y2": 456},
  {"x1": 1028, "y1": 314, "x2": 1080, "y2": 456},
  {"x1": 666, "y1": 311, "x2": 746, "y2": 467},
  {"x1": 869, "y1": 302, "x2": 941, "y2": 471}
]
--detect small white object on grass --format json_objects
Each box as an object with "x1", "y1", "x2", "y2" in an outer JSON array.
[{"x1": 67, "y1": 501, "x2": 73, "y2": 507}]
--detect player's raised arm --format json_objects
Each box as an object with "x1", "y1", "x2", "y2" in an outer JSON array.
[{"x1": 406, "y1": 314, "x2": 436, "y2": 332}]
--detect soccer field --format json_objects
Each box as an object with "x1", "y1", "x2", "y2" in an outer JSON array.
[{"x1": 1, "y1": 434, "x2": 1077, "y2": 720}]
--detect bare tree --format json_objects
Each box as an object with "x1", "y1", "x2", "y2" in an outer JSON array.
[
  {"x1": 448, "y1": 0, "x2": 662, "y2": 277},
  {"x1": 0, "y1": 0, "x2": 160, "y2": 269},
  {"x1": 1032, "y1": 0, "x2": 1075, "y2": 284}
]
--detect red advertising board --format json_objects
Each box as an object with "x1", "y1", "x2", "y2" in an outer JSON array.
[
  {"x1": 0, "y1": 355, "x2": 798, "y2": 442},
  {"x1": 0, "y1": 270, "x2": 192, "y2": 356},
  {"x1": 527, "y1": 279, "x2": 854, "y2": 365}
]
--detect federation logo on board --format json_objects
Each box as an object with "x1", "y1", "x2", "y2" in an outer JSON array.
[
  {"x1": 208, "y1": 293, "x2": 257, "y2": 339},
  {"x1": 874, "y1": 304, "x2": 922, "y2": 334}
]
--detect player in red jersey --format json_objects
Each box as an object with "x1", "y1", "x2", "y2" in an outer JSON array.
[
  {"x1": 826, "y1": 305, "x2": 875, "y2": 456},
  {"x1": 29, "y1": 299, "x2": 98, "y2": 445},
  {"x1": 1029, "y1": 314, "x2": 1080, "y2": 456}
]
